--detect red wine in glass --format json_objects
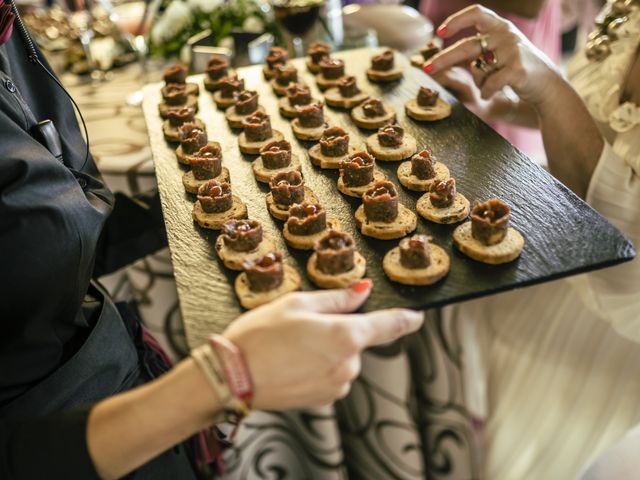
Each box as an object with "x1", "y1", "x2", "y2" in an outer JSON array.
[{"x1": 272, "y1": 0, "x2": 325, "y2": 56}]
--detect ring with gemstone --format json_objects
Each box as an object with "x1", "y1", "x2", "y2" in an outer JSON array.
[
  {"x1": 474, "y1": 49, "x2": 499, "y2": 74},
  {"x1": 482, "y1": 49, "x2": 498, "y2": 67}
]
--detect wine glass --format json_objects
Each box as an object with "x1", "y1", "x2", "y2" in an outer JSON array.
[{"x1": 271, "y1": 0, "x2": 325, "y2": 58}]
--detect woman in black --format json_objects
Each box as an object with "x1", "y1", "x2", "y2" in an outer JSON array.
[{"x1": 0, "y1": 5, "x2": 424, "y2": 479}]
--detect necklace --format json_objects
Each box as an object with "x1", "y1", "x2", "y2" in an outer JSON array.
[{"x1": 586, "y1": 0, "x2": 639, "y2": 62}]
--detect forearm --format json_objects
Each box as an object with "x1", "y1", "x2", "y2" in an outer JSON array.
[
  {"x1": 87, "y1": 358, "x2": 220, "y2": 480},
  {"x1": 534, "y1": 76, "x2": 603, "y2": 198}
]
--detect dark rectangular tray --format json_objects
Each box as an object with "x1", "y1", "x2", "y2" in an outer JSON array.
[{"x1": 142, "y1": 48, "x2": 635, "y2": 346}]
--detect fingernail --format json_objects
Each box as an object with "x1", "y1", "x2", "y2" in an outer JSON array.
[
  {"x1": 436, "y1": 25, "x2": 448, "y2": 37},
  {"x1": 351, "y1": 279, "x2": 373, "y2": 293},
  {"x1": 422, "y1": 62, "x2": 434, "y2": 74}
]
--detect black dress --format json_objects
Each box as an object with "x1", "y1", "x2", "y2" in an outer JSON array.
[{"x1": 0, "y1": 32, "x2": 199, "y2": 479}]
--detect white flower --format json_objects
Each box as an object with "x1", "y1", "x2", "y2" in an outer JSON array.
[
  {"x1": 242, "y1": 15, "x2": 264, "y2": 33},
  {"x1": 185, "y1": 0, "x2": 222, "y2": 13},
  {"x1": 151, "y1": 1, "x2": 193, "y2": 44},
  {"x1": 218, "y1": 36, "x2": 234, "y2": 50}
]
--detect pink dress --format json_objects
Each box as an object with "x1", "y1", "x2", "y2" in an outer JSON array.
[{"x1": 420, "y1": 0, "x2": 562, "y2": 165}]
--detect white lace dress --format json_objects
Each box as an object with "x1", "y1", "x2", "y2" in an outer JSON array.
[{"x1": 450, "y1": 2, "x2": 640, "y2": 478}]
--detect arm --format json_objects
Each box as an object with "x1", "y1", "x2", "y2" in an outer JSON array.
[
  {"x1": 87, "y1": 358, "x2": 220, "y2": 479},
  {"x1": 2, "y1": 283, "x2": 423, "y2": 478},
  {"x1": 535, "y1": 76, "x2": 603, "y2": 197},
  {"x1": 0, "y1": 359, "x2": 219, "y2": 480},
  {"x1": 87, "y1": 284, "x2": 425, "y2": 475}
]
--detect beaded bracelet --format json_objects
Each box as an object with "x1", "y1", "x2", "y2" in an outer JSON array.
[{"x1": 191, "y1": 336, "x2": 253, "y2": 425}]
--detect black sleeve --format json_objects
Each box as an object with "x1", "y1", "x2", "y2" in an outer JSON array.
[
  {"x1": 0, "y1": 406, "x2": 100, "y2": 480},
  {"x1": 93, "y1": 189, "x2": 168, "y2": 278}
]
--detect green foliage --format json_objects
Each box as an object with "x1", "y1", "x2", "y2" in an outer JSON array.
[{"x1": 149, "y1": 0, "x2": 278, "y2": 58}]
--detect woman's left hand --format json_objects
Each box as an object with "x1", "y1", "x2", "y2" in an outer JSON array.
[{"x1": 424, "y1": 4, "x2": 562, "y2": 109}]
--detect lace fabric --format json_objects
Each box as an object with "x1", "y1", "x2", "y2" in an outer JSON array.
[{"x1": 568, "y1": 0, "x2": 640, "y2": 175}]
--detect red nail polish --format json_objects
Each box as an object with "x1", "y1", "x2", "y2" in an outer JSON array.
[
  {"x1": 436, "y1": 25, "x2": 448, "y2": 37},
  {"x1": 351, "y1": 279, "x2": 372, "y2": 293},
  {"x1": 422, "y1": 62, "x2": 434, "y2": 74}
]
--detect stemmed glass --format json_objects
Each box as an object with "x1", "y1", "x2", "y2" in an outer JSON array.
[{"x1": 271, "y1": 0, "x2": 325, "y2": 58}]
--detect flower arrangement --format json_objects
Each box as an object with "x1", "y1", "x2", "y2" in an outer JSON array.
[{"x1": 149, "y1": 0, "x2": 278, "y2": 58}]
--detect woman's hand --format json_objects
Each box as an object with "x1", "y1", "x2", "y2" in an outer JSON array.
[
  {"x1": 424, "y1": 4, "x2": 562, "y2": 109},
  {"x1": 425, "y1": 3, "x2": 603, "y2": 197},
  {"x1": 224, "y1": 279, "x2": 424, "y2": 410}
]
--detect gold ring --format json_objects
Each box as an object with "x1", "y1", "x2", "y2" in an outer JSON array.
[{"x1": 477, "y1": 33, "x2": 490, "y2": 55}]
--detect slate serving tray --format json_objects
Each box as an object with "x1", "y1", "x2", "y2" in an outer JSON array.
[{"x1": 142, "y1": 48, "x2": 635, "y2": 346}]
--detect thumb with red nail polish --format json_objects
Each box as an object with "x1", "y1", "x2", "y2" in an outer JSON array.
[
  {"x1": 436, "y1": 25, "x2": 448, "y2": 38},
  {"x1": 422, "y1": 62, "x2": 434, "y2": 74},
  {"x1": 351, "y1": 278, "x2": 373, "y2": 293}
]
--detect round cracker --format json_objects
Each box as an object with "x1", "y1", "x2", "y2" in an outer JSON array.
[
  {"x1": 204, "y1": 71, "x2": 236, "y2": 92},
  {"x1": 213, "y1": 91, "x2": 238, "y2": 109},
  {"x1": 405, "y1": 97, "x2": 452, "y2": 122},
  {"x1": 225, "y1": 104, "x2": 266, "y2": 129},
  {"x1": 182, "y1": 167, "x2": 230, "y2": 195},
  {"x1": 283, "y1": 217, "x2": 341, "y2": 250},
  {"x1": 354, "y1": 203, "x2": 417, "y2": 240},
  {"x1": 162, "y1": 118, "x2": 206, "y2": 143},
  {"x1": 238, "y1": 130, "x2": 285, "y2": 155},
  {"x1": 410, "y1": 54, "x2": 425, "y2": 68},
  {"x1": 291, "y1": 118, "x2": 329, "y2": 141},
  {"x1": 324, "y1": 87, "x2": 369, "y2": 109},
  {"x1": 159, "y1": 95, "x2": 198, "y2": 119},
  {"x1": 252, "y1": 154, "x2": 302, "y2": 183},
  {"x1": 453, "y1": 222, "x2": 524, "y2": 265},
  {"x1": 176, "y1": 141, "x2": 221, "y2": 165},
  {"x1": 397, "y1": 161, "x2": 450, "y2": 192},
  {"x1": 307, "y1": 251, "x2": 366, "y2": 289},
  {"x1": 315, "y1": 73, "x2": 342, "y2": 90},
  {"x1": 278, "y1": 97, "x2": 302, "y2": 118},
  {"x1": 351, "y1": 103, "x2": 397, "y2": 130},
  {"x1": 214, "y1": 235, "x2": 277, "y2": 271},
  {"x1": 271, "y1": 79, "x2": 306, "y2": 97},
  {"x1": 366, "y1": 133, "x2": 417, "y2": 161},
  {"x1": 192, "y1": 195, "x2": 248, "y2": 230},
  {"x1": 235, "y1": 265, "x2": 301, "y2": 310},
  {"x1": 266, "y1": 187, "x2": 318, "y2": 221},
  {"x1": 336, "y1": 170, "x2": 386, "y2": 198},
  {"x1": 308, "y1": 143, "x2": 359, "y2": 169},
  {"x1": 416, "y1": 192, "x2": 470, "y2": 224},
  {"x1": 383, "y1": 244, "x2": 450, "y2": 286},
  {"x1": 366, "y1": 67, "x2": 403, "y2": 82}
]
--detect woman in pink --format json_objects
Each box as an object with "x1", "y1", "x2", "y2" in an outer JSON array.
[{"x1": 420, "y1": 0, "x2": 562, "y2": 165}]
